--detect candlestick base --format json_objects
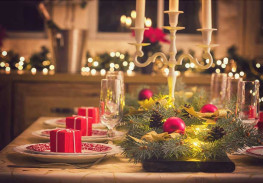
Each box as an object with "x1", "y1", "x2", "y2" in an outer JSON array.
[
  {"x1": 197, "y1": 28, "x2": 217, "y2": 45},
  {"x1": 131, "y1": 27, "x2": 149, "y2": 44},
  {"x1": 128, "y1": 43, "x2": 151, "y2": 47},
  {"x1": 130, "y1": 27, "x2": 149, "y2": 30},
  {"x1": 196, "y1": 44, "x2": 219, "y2": 48},
  {"x1": 197, "y1": 28, "x2": 217, "y2": 31},
  {"x1": 164, "y1": 11, "x2": 184, "y2": 27},
  {"x1": 128, "y1": 43, "x2": 151, "y2": 57},
  {"x1": 163, "y1": 26, "x2": 185, "y2": 31}
]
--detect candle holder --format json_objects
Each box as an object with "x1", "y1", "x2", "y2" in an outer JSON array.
[{"x1": 129, "y1": 10, "x2": 218, "y2": 99}]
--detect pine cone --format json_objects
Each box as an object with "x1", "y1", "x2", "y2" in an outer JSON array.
[
  {"x1": 149, "y1": 109, "x2": 163, "y2": 128},
  {"x1": 205, "y1": 126, "x2": 226, "y2": 142}
]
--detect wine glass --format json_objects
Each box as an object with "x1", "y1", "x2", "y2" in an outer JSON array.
[
  {"x1": 210, "y1": 73, "x2": 227, "y2": 108},
  {"x1": 100, "y1": 79, "x2": 122, "y2": 137},
  {"x1": 106, "y1": 71, "x2": 125, "y2": 112},
  {"x1": 236, "y1": 80, "x2": 260, "y2": 125}
]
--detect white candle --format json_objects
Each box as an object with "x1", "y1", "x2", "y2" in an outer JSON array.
[
  {"x1": 202, "y1": 0, "x2": 212, "y2": 29},
  {"x1": 135, "y1": 0, "x2": 145, "y2": 28},
  {"x1": 169, "y1": 0, "x2": 179, "y2": 11}
]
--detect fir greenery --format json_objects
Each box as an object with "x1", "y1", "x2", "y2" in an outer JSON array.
[{"x1": 121, "y1": 88, "x2": 262, "y2": 163}]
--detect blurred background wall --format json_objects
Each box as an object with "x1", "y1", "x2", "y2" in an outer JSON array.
[{"x1": 1, "y1": 0, "x2": 262, "y2": 61}]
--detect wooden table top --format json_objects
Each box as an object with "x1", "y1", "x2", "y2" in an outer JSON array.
[{"x1": 1, "y1": 117, "x2": 263, "y2": 183}]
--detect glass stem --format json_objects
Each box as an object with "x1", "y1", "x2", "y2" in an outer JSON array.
[{"x1": 108, "y1": 129, "x2": 115, "y2": 137}]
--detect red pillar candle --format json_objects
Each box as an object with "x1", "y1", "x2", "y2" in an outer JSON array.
[
  {"x1": 248, "y1": 105, "x2": 257, "y2": 119},
  {"x1": 66, "y1": 116, "x2": 92, "y2": 136},
  {"x1": 259, "y1": 111, "x2": 263, "y2": 122},
  {"x1": 50, "y1": 129, "x2": 81, "y2": 153},
  {"x1": 78, "y1": 107, "x2": 100, "y2": 123},
  {"x1": 257, "y1": 111, "x2": 263, "y2": 131}
]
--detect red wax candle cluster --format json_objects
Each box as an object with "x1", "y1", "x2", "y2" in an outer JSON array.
[
  {"x1": 78, "y1": 107, "x2": 100, "y2": 124},
  {"x1": 50, "y1": 129, "x2": 81, "y2": 153},
  {"x1": 66, "y1": 116, "x2": 92, "y2": 136},
  {"x1": 257, "y1": 111, "x2": 263, "y2": 131},
  {"x1": 248, "y1": 105, "x2": 257, "y2": 119},
  {"x1": 260, "y1": 112, "x2": 263, "y2": 122}
]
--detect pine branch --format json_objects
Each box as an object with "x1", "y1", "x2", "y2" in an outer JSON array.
[{"x1": 121, "y1": 90, "x2": 261, "y2": 163}]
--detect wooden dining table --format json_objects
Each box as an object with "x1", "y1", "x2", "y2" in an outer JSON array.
[{"x1": 1, "y1": 117, "x2": 263, "y2": 183}]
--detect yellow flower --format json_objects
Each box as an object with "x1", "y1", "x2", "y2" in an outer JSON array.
[
  {"x1": 182, "y1": 106, "x2": 231, "y2": 125},
  {"x1": 129, "y1": 131, "x2": 181, "y2": 143},
  {"x1": 138, "y1": 97, "x2": 156, "y2": 110},
  {"x1": 138, "y1": 95, "x2": 174, "y2": 110}
]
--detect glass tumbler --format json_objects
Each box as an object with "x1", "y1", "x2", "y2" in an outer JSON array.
[
  {"x1": 210, "y1": 73, "x2": 228, "y2": 107},
  {"x1": 226, "y1": 76, "x2": 243, "y2": 103},
  {"x1": 237, "y1": 80, "x2": 260, "y2": 124}
]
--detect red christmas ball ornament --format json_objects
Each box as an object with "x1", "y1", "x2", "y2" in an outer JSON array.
[
  {"x1": 138, "y1": 88, "x2": 153, "y2": 100},
  {"x1": 200, "y1": 104, "x2": 218, "y2": 113},
  {"x1": 163, "y1": 117, "x2": 185, "y2": 134}
]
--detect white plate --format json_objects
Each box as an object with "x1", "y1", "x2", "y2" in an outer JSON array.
[
  {"x1": 245, "y1": 146, "x2": 263, "y2": 159},
  {"x1": 32, "y1": 128, "x2": 125, "y2": 142},
  {"x1": 14, "y1": 142, "x2": 122, "y2": 163},
  {"x1": 43, "y1": 118, "x2": 106, "y2": 129}
]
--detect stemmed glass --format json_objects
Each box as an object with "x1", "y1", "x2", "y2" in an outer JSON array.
[
  {"x1": 106, "y1": 71, "x2": 125, "y2": 113},
  {"x1": 210, "y1": 73, "x2": 228, "y2": 108},
  {"x1": 100, "y1": 79, "x2": 122, "y2": 137},
  {"x1": 236, "y1": 80, "x2": 260, "y2": 125}
]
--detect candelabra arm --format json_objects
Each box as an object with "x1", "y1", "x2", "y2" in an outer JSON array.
[
  {"x1": 177, "y1": 47, "x2": 214, "y2": 69},
  {"x1": 131, "y1": 44, "x2": 169, "y2": 67}
]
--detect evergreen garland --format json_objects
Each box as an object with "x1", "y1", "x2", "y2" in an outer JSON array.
[
  {"x1": 85, "y1": 51, "x2": 140, "y2": 72},
  {"x1": 121, "y1": 89, "x2": 262, "y2": 163},
  {"x1": 29, "y1": 46, "x2": 52, "y2": 70}
]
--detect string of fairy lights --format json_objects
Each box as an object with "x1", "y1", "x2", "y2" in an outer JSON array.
[
  {"x1": 0, "y1": 50, "x2": 55, "y2": 75},
  {"x1": 81, "y1": 51, "x2": 136, "y2": 76},
  {"x1": 0, "y1": 48, "x2": 262, "y2": 104},
  {"x1": 1, "y1": 49, "x2": 261, "y2": 81},
  {"x1": 0, "y1": 48, "x2": 262, "y2": 95},
  {"x1": 213, "y1": 58, "x2": 245, "y2": 79}
]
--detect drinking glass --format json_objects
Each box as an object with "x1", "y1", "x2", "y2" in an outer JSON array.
[
  {"x1": 100, "y1": 79, "x2": 122, "y2": 136},
  {"x1": 106, "y1": 71, "x2": 125, "y2": 112},
  {"x1": 210, "y1": 73, "x2": 228, "y2": 107},
  {"x1": 226, "y1": 76, "x2": 243, "y2": 103},
  {"x1": 236, "y1": 80, "x2": 260, "y2": 124}
]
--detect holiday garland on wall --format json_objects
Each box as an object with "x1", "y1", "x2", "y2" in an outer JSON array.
[
  {"x1": 29, "y1": 46, "x2": 53, "y2": 71},
  {"x1": 85, "y1": 51, "x2": 139, "y2": 73},
  {"x1": 120, "y1": 88, "x2": 262, "y2": 163},
  {"x1": 0, "y1": 46, "x2": 54, "y2": 73}
]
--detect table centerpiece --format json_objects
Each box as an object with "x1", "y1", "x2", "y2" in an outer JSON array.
[{"x1": 120, "y1": 89, "x2": 262, "y2": 172}]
